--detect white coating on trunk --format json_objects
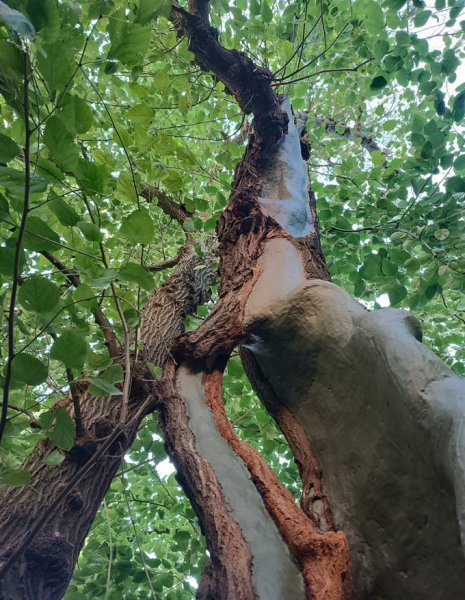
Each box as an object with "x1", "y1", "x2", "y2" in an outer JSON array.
[
  {"x1": 244, "y1": 252, "x2": 465, "y2": 598},
  {"x1": 258, "y1": 97, "x2": 313, "y2": 238},
  {"x1": 176, "y1": 366, "x2": 305, "y2": 600}
]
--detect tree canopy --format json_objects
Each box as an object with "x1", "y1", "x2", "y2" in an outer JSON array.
[{"x1": 0, "y1": 0, "x2": 464, "y2": 598}]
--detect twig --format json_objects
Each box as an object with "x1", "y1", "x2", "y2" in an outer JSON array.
[
  {"x1": 0, "y1": 50, "x2": 31, "y2": 445},
  {"x1": 275, "y1": 58, "x2": 374, "y2": 87},
  {"x1": 66, "y1": 368, "x2": 84, "y2": 437},
  {"x1": 274, "y1": 21, "x2": 351, "y2": 83},
  {"x1": 103, "y1": 499, "x2": 114, "y2": 600}
]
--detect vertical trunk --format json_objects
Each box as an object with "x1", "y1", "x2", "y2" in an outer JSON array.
[{"x1": 155, "y1": 100, "x2": 355, "y2": 598}]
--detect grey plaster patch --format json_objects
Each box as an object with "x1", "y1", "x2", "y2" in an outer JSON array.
[
  {"x1": 258, "y1": 97, "x2": 313, "y2": 238},
  {"x1": 244, "y1": 238, "x2": 306, "y2": 327},
  {"x1": 244, "y1": 278, "x2": 465, "y2": 598},
  {"x1": 176, "y1": 366, "x2": 305, "y2": 600}
]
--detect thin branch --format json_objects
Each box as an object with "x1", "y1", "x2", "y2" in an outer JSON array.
[
  {"x1": 40, "y1": 251, "x2": 120, "y2": 360},
  {"x1": 144, "y1": 253, "x2": 182, "y2": 272},
  {"x1": 274, "y1": 1, "x2": 327, "y2": 78},
  {"x1": 312, "y1": 115, "x2": 386, "y2": 154},
  {"x1": 0, "y1": 50, "x2": 31, "y2": 445},
  {"x1": 103, "y1": 499, "x2": 114, "y2": 600},
  {"x1": 41, "y1": 251, "x2": 81, "y2": 287},
  {"x1": 275, "y1": 21, "x2": 351, "y2": 82},
  {"x1": 140, "y1": 184, "x2": 192, "y2": 224},
  {"x1": 275, "y1": 58, "x2": 374, "y2": 87},
  {"x1": 122, "y1": 476, "x2": 157, "y2": 599}
]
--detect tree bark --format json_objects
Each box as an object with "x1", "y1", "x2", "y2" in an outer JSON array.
[{"x1": 0, "y1": 248, "x2": 208, "y2": 600}]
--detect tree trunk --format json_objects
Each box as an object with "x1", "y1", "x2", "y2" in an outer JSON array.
[
  {"x1": 0, "y1": 248, "x2": 208, "y2": 599},
  {"x1": 154, "y1": 98, "x2": 355, "y2": 599}
]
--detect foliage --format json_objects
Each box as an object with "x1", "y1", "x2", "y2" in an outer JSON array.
[{"x1": 0, "y1": 0, "x2": 464, "y2": 597}]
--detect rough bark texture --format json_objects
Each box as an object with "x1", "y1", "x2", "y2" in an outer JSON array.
[
  {"x1": 156, "y1": 363, "x2": 256, "y2": 600},
  {"x1": 0, "y1": 3, "x2": 357, "y2": 599},
  {"x1": 0, "y1": 249, "x2": 207, "y2": 600}
]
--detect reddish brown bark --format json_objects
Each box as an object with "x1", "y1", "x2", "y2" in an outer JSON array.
[
  {"x1": 204, "y1": 369, "x2": 354, "y2": 600},
  {"x1": 241, "y1": 347, "x2": 335, "y2": 531}
]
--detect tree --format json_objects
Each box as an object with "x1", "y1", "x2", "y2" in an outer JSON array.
[{"x1": 0, "y1": 0, "x2": 464, "y2": 598}]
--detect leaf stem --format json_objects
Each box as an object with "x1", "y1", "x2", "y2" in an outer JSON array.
[{"x1": 0, "y1": 49, "x2": 31, "y2": 445}]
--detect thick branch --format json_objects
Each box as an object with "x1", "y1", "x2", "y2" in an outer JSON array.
[
  {"x1": 144, "y1": 253, "x2": 182, "y2": 272},
  {"x1": 0, "y1": 242, "x2": 211, "y2": 599},
  {"x1": 171, "y1": 5, "x2": 288, "y2": 146}
]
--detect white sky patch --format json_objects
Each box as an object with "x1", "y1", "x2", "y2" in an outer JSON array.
[
  {"x1": 376, "y1": 293, "x2": 391, "y2": 307},
  {"x1": 156, "y1": 456, "x2": 176, "y2": 478}
]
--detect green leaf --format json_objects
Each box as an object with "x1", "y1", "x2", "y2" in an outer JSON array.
[
  {"x1": 42, "y1": 450, "x2": 65, "y2": 466},
  {"x1": 22, "y1": 216, "x2": 61, "y2": 252},
  {"x1": 89, "y1": 268, "x2": 118, "y2": 289},
  {"x1": 0, "y1": 1, "x2": 35, "y2": 39},
  {"x1": 50, "y1": 331, "x2": 88, "y2": 369},
  {"x1": 261, "y1": 1, "x2": 273, "y2": 23},
  {"x1": 119, "y1": 208, "x2": 154, "y2": 244},
  {"x1": 108, "y1": 23, "x2": 152, "y2": 65},
  {"x1": 388, "y1": 285, "x2": 407, "y2": 306},
  {"x1": 365, "y1": 1, "x2": 384, "y2": 33},
  {"x1": 147, "y1": 362, "x2": 162, "y2": 379},
  {"x1": 49, "y1": 197, "x2": 80, "y2": 226},
  {"x1": 26, "y1": 0, "x2": 60, "y2": 38},
  {"x1": 37, "y1": 38, "x2": 78, "y2": 92},
  {"x1": 119, "y1": 262, "x2": 155, "y2": 291},
  {"x1": 370, "y1": 75, "x2": 388, "y2": 90},
  {"x1": 127, "y1": 104, "x2": 152, "y2": 126},
  {"x1": 43, "y1": 116, "x2": 79, "y2": 172},
  {"x1": 18, "y1": 276, "x2": 61, "y2": 313},
  {"x1": 74, "y1": 159, "x2": 106, "y2": 195},
  {"x1": 452, "y1": 91, "x2": 465, "y2": 122},
  {"x1": 59, "y1": 96, "x2": 94, "y2": 135},
  {"x1": 414, "y1": 10, "x2": 431, "y2": 27},
  {"x1": 103, "y1": 364, "x2": 124, "y2": 384},
  {"x1": 454, "y1": 155, "x2": 465, "y2": 172},
  {"x1": 123, "y1": 308, "x2": 140, "y2": 328},
  {"x1": 0, "y1": 469, "x2": 31, "y2": 487},
  {"x1": 116, "y1": 173, "x2": 138, "y2": 204},
  {"x1": 0, "y1": 133, "x2": 20, "y2": 163},
  {"x1": 77, "y1": 221, "x2": 103, "y2": 242},
  {"x1": 88, "y1": 376, "x2": 123, "y2": 397},
  {"x1": 446, "y1": 176, "x2": 465, "y2": 193},
  {"x1": 0, "y1": 239, "x2": 25, "y2": 276},
  {"x1": 47, "y1": 408, "x2": 75, "y2": 451},
  {"x1": 72, "y1": 284, "x2": 98, "y2": 311},
  {"x1": 0, "y1": 167, "x2": 47, "y2": 197},
  {"x1": 11, "y1": 353, "x2": 48, "y2": 386},
  {"x1": 381, "y1": 258, "x2": 398, "y2": 276}
]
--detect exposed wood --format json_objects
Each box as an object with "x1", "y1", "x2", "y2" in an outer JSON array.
[{"x1": 204, "y1": 369, "x2": 354, "y2": 599}]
